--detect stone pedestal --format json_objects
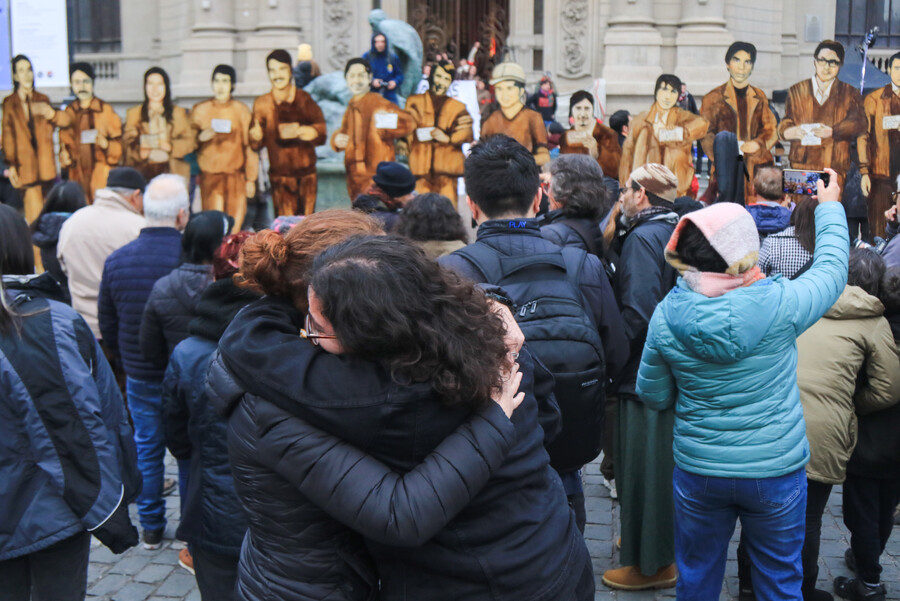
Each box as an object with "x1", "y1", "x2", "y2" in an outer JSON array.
[
  {"x1": 675, "y1": 0, "x2": 733, "y2": 95},
  {"x1": 602, "y1": 0, "x2": 663, "y2": 97}
]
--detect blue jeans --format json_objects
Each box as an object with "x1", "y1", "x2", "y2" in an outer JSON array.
[
  {"x1": 127, "y1": 377, "x2": 166, "y2": 532},
  {"x1": 673, "y1": 465, "x2": 807, "y2": 601}
]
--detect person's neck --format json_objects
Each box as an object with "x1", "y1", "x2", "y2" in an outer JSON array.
[
  {"x1": 480, "y1": 212, "x2": 533, "y2": 224},
  {"x1": 730, "y1": 78, "x2": 750, "y2": 90},
  {"x1": 272, "y1": 84, "x2": 294, "y2": 103},
  {"x1": 350, "y1": 91, "x2": 368, "y2": 102},
  {"x1": 144, "y1": 220, "x2": 177, "y2": 229},
  {"x1": 147, "y1": 100, "x2": 164, "y2": 114},
  {"x1": 17, "y1": 87, "x2": 32, "y2": 101},
  {"x1": 814, "y1": 75, "x2": 833, "y2": 89},
  {"x1": 79, "y1": 96, "x2": 94, "y2": 109},
  {"x1": 500, "y1": 103, "x2": 524, "y2": 120},
  {"x1": 574, "y1": 121, "x2": 593, "y2": 132},
  {"x1": 213, "y1": 96, "x2": 231, "y2": 105},
  {"x1": 655, "y1": 105, "x2": 670, "y2": 119}
]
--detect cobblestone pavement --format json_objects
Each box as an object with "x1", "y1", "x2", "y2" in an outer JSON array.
[{"x1": 87, "y1": 454, "x2": 900, "y2": 601}]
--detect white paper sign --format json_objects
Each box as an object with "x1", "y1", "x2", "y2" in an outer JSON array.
[
  {"x1": 799, "y1": 122, "x2": 823, "y2": 146},
  {"x1": 9, "y1": 0, "x2": 69, "y2": 88},
  {"x1": 211, "y1": 119, "x2": 233, "y2": 134},
  {"x1": 882, "y1": 115, "x2": 900, "y2": 131},
  {"x1": 80, "y1": 129, "x2": 98, "y2": 144},
  {"x1": 416, "y1": 127, "x2": 435, "y2": 142},
  {"x1": 658, "y1": 126, "x2": 684, "y2": 143},
  {"x1": 567, "y1": 130, "x2": 591, "y2": 145},
  {"x1": 374, "y1": 112, "x2": 399, "y2": 129}
]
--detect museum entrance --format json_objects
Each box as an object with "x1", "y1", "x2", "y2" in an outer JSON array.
[{"x1": 407, "y1": 0, "x2": 509, "y2": 79}]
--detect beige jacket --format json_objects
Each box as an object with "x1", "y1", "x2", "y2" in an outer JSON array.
[
  {"x1": 57, "y1": 189, "x2": 145, "y2": 338},
  {"x1": 797, "y1": 285, "x2": 900, "y2": 484}
]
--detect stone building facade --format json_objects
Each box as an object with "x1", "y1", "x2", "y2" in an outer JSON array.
[{"x1": 34, "y1": 1, "x2": 900, "y2": 112}]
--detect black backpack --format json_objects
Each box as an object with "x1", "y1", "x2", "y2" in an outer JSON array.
[{"x1": 454, "y1": 243, "x2": 607, "y2": 472}]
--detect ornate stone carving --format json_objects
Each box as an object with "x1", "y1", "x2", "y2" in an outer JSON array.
[
  {"x1": 560, "y1": 0, "x2": 588, "y2": 76},
  {"x1": 323, "y1": 0, "x2": 354, "y2": 71}
]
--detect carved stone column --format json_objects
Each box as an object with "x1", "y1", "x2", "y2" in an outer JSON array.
[
  {"x1": 675, "y1": 0, "x2": 733, "y2": 94},
  {"x1": 506, "y1": 0, "x2": 536, "y2": 73},
  {"x1": 178, "y1": 0, "x2": 239, "y2": 98},
  {"x1": 602, "y1": 0, "x2": 663, "y2": 102},
  {"x1": 555, "y1": 0, "x2": 592, "y2": 82},
  {"x1": 314, "y1": 0, "x2": 356, "y2": 74}
]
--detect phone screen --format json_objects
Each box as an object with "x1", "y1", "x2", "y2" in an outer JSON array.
[{"x1": 783, "y1": 169, "x2": 830, "y2": 196}]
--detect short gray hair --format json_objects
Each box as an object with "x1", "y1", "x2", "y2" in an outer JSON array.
[
  {"x1": 549, "y1": 154, "x2": 607, "y2": 220},
  {"x1": 143, "y1": 174, "x2": 189, "y2": 222}
]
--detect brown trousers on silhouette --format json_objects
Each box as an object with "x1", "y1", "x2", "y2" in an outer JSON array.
[
  {"x1": 200, "y1": 172, "x2": 247, "y2": 233},
  {"x1": 271, "y1": 172, "x2": 317, "y2": 216}
]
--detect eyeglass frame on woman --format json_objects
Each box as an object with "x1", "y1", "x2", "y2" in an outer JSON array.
[
  {"x1": 300, "y1": 313, "x2": 338, "y2": 346},
  {"x1": 814, "y1": 57, "x2": 842, "y2": 68}
]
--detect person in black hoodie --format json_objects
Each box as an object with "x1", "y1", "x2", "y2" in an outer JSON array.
[
  {"x1": 29, "y1": 180, "x2": 86, "y2": 300},
  {"x1": 1, "y1": 204, "x2": 70, "y2": 304},
  {"x1": 835, "y1": 265, "x2": 900, "y2": 601},
  {"x1": 162, "y1": 231, "x2": 258, "y2": 598},
  {"x1": 207, "y1": 212, "x2": 592, "y2": 601}
]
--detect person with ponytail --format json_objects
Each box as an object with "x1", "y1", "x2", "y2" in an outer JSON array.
[
  {"x1": 636, "y1": 168, "x2": 849, "y2": 600},
  {"x1": 205, "y1": 210, "x2": 593, "y2": 601}
]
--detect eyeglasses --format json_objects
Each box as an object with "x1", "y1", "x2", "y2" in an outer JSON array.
[
  {"x1": 815, "y1": 57, "x2": 842, "y2": 68},
  {"x1": 300, "y1": 314, "x2": 338, "y2": 346}
]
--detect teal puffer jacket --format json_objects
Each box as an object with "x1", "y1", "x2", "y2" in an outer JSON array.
[{"x1": 636, "y1": 203, "x2": 849, "y2": 479}]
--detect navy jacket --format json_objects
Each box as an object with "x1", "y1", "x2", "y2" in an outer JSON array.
[
  {"x1": 163, "y1": 279, "x2": 258, "y2": 556},
  {"x1": 141, "y1": 263, "x2": 213, "y2": 369},
  {"x1": 540, "y1": 209, "x2": 606, "y2": 257},
  {"x1": 746, "y1": 202, "x2": 792, "y2": 238},
  {"x1": 31, "y1": 211, "x2": 73, "y2": 300},
  {"x1": 440, "y1": 218, "x2": 628, "y2": 381},
  {"x1": 209, "y1": 297, "x2": 591, "y2": 601},
  {"x1": 98, "y1": 227, "x2": 182, "y2": 381},
  {"x1": 363, "y1": 33, "x2": 403, "y2": 105},
  {"x1": 0, "y1": 293, "x2": 140, "y2": 561}
]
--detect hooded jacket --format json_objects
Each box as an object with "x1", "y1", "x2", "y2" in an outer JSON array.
[
  {"x1": 31, "y1": 211, "x2": 74, "y2": 294},
  {"x1": 362, "y1": 33, "x2": 404, "y2": 104},
  {"x1": 163, "y1": 278, "x2": 259, "y2": 557},
  {"x1": 746, "y1": 202, "x2": 792, "y2": 238},
  {"x1": 140, "y1": 263, "x2": 213, "y2": 369},
  {"x1": 796, "y1": 285, "x2": 900, "y2": 485},
  {"x1": 208, "y1": 296, "x2": 591, "y2": 601},
  {"x1": 636, "y1": 202, "x2": 849, "y2": 478},
  {"x1": 0, "y1": 293, "x2": 140, "y2": 561}
]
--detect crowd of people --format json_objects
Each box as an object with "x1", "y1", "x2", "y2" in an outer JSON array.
[{"x1": 2, "y1": 34, "x2": 900, "y2": 601}]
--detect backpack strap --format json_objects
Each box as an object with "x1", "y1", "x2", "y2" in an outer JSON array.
[
  {"x1": 453, "y1": 243, "x2": 503, "y2": 283},
  {"x1": 454, "y1": 243, "x2": 570, "y2": 285}
]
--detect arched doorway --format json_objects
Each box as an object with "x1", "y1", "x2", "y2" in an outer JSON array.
[{"x1": 408, "y1": 0, "x2": 509, "y2": 79}]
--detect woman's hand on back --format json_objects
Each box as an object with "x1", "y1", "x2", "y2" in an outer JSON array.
[
  {"x1": 815, "y1": 168, "x2": 840, "y2": 204},
  {"x1": 489, "y1": 301, "x2": 525, "y2": 355},
  {"x1": 493, "y1": 361, "x2": 525, "y2": 418}
]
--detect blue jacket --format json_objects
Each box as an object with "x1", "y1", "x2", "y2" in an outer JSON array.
[
  {"x1": 98, "y1": 227, "x2": 182, "y2": 381},
  {"x1": 636, "y1": 202, "x2": 849, "y2": 479},
  {"x1": 362, "y1": 33, "x2": 403, "y2": 105},
  {"x1": 0, "y1": 294, "x2": 141, "y2": 560},
  {"x1": 163, "y1": 278, "x2": 259, "y2": 556},
  {"x1": 746, "y1": 202, "x2": 792, "y2": 237}
]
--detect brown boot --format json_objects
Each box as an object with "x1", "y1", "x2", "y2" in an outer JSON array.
[{"x1": 602, "y1": 564, "x2": 678, "y2": 590}]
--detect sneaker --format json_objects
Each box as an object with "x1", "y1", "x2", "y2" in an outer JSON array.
[
  {"x1": 162, "y1": 478, "x2": 177, "y2": 497},
  {"x1": 142, "y1": 528, "x2": 164, "y2": 550},
  {"x1": 845, "y1": 548, "x2": 857, "y2": 573},
  {"x1": 834, "y1": 577, "x2": 886, "y2": 601},
  {"x1": 178, "y1": 548, "x2": 195, "y2": 575},
  {"x1": 602, "y1": 564, "x2": 677, "y2": 590},
  {"x1": 601, "y1": 475, "x2": 618, "y2": 500}
]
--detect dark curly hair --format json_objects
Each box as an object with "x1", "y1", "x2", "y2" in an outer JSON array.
[
  {"x1": 309, "y1": 235, "x2": 510, "y2": 410},
  {"x1": 395, "y1": 193, "x2": 468, "y2": 243},
  {"x1": 879, "y1": 266, "x2": 900, "y2": 315}
]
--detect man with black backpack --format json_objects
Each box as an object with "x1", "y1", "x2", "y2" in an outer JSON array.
[
  {"x1": 602, "y1": 163, "x2": 680, "y2": 591},
  {"x1": 440, "y1": 134, "x2": 627, "y2": 533}
]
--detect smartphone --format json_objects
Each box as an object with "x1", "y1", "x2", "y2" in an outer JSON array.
[{"x1": 782, "y1": 169, "x2": 830, "y2": 196}]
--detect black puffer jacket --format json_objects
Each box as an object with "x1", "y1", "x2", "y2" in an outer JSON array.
[
  {"x1": 208, "y1": 297, "x2": 591, "y2": 601},
  {"x1": 539, "y1": 209, "x2": 606, "y2": 257},
  {"x1": 162, "y1": 279, "x2": 259, "y2": 557},
  {"x1": 140, "y1": 263, "x2": 212, "y2": 369},
  {"x1": 31, "y1": 212, "x2": 72, "y2": 295}
]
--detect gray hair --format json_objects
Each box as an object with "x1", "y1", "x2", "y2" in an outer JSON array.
[
  {"x1": 549, "y1": 154, "x2": 607, "y2": 220},
  {"x1": 753, "y1": 166, "x2": 784, "y2": 202},
  {"x1": 143, "y1": 174, "x2": 189, "y2": 223}
]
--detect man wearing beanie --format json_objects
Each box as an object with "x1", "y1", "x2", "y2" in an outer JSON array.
[
  {"x1": 192, "y1": 65, "x2": 258, "y2": 231},
  {"x1": 59, "y1": 62, "x2": 123, "y2": 201},
  {"x1": 250, "y1": 49, "x2": 327, "y2": 217},
  {"x1": 603, "y1": 163, "x2": 680, "y2": 591},
  {"x1": 57, "y1": 166, "x2": 146, "y2": 340},
  {"x1": 352, "y1": 161, "x2": 416, "y2": 231}
]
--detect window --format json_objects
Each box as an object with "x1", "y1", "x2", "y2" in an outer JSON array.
[
  {"x1": 67, "y1": 0, "x2": 121, "y2": 54},
  {"x1": 835, "y1": 0, "x2": 900, "y2": 48},
  {"x1": 533, "y1": 0, "x2": 543, "y2": 35}
]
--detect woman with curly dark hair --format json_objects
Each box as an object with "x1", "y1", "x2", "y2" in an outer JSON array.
[
  {"x1": 395, "y1": 193, "x2": 468, "y2": 258},
  {"x1": 207, "y1": 229, "x2": 593, "y2": 601}
]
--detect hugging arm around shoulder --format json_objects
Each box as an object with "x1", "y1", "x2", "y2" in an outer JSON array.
[{"x1": 253, "y1": 398, "x2": 517, "y2": 546}]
